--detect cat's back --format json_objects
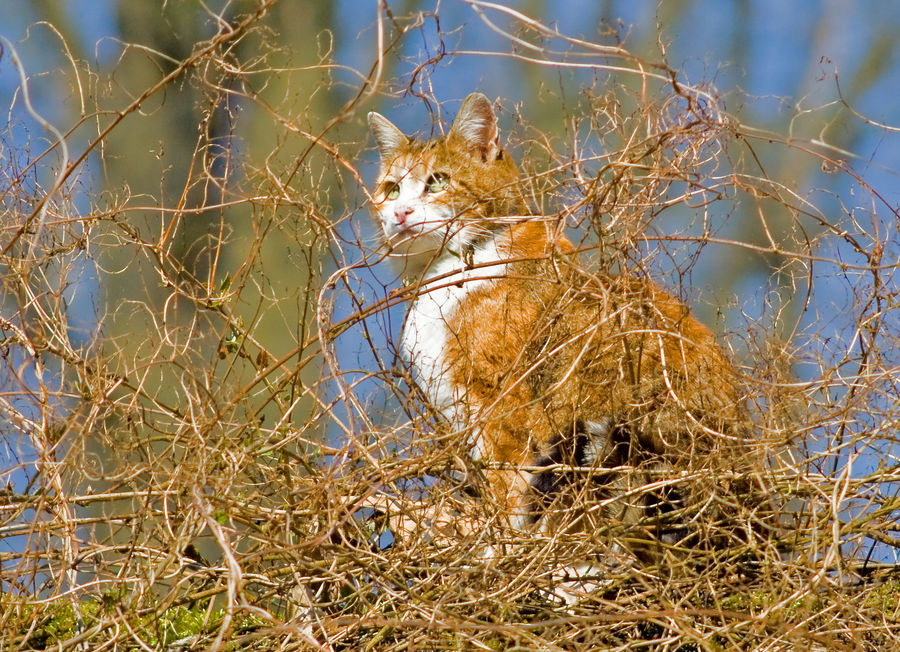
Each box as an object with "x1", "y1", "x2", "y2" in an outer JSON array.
[{"x1": 442, "y1": 232, "x2": 743, "y2": 463}]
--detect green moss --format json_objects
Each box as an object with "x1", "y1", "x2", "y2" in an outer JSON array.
[
  {"x1": 147, "y1": 605, "x2": 223, "y2": 647},
  {"x1": 4, "y1": 593, "x2": 248, "y2": 649},
  {"x1": 26, "y1": 599, "x2": 102, "y2": 645},
  {"x1": 864, "y1": 581, "x2": 900, "y2": 618},
  {"x1": 717, "y1": 589, "x2": 817, "y2": 619}
]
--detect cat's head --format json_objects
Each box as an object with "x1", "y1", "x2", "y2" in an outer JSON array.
[{"x1": 368, "y1": 93, "x2": 525, "y2": 271}]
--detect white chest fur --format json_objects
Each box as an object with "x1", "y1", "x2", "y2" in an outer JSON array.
[{"x1": 399, "y1": 234, "x2": 509, "y2": 435}]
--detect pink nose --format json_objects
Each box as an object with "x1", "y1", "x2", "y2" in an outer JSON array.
[{"x1": 394, "y1": 205, "x2": 413, "y2": 224}]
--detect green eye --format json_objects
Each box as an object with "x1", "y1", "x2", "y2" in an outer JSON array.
[
  {"x1": 385, "y1": 183, "x2": 400, "y2": 200},
  {"x1": 426, "y1": 173, "x2": 450, "y2": 193}
]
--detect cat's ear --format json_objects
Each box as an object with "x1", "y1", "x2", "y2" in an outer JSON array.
[
  {"x1": 449, "y1": 92, "x2": 500, "y2": 161},
  {"x1": 368, "y1": 111, "x2": 408, "y2": 160}
]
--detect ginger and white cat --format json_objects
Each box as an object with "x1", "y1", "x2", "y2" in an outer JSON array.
[{"x1": 368, "y1": 93, "x2": 744, "y2": 550}]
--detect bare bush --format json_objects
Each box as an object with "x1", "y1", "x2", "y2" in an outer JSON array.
[{"x1": 1, "y1": 2, "x2": 899, "y2": 650}]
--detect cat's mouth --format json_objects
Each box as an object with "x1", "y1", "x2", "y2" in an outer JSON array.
[
  {"x1": 384, "y1": 224, "x2": 451, "y2": 257},
  {"x1": 385, "y1": 225, "x2": 420, "y2": 244},
  {"x1": 385, "y1": 219, "x2": 445, "y2": 244}
]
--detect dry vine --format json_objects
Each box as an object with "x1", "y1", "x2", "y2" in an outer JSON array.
[{"x1": 1, "y1": 2, "x2": 898, "y2": 650}]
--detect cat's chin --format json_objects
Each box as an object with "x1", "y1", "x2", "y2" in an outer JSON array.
[{"x1": 383, "y1": 233, "x2": 446, "y2": 278}]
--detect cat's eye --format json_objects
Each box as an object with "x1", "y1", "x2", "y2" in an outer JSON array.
[
  {"x1": 425, "y1": 173, "x2": 450, "y2": 193},
  {"x1": 383, "y1": 182, "x2": 400, "y2": 200}
]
